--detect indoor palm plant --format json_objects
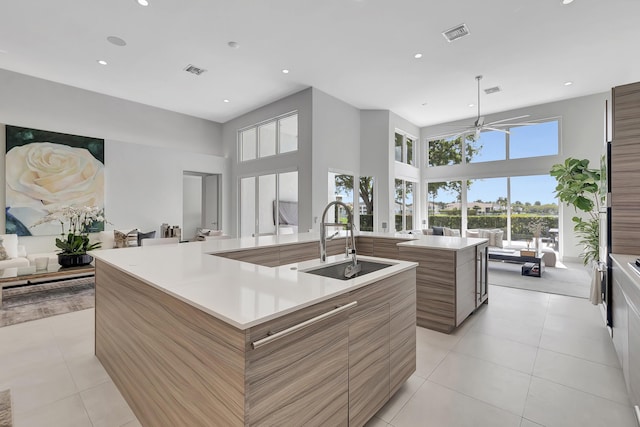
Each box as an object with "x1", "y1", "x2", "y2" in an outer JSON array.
[
  {"x1": 32, "y1": 205, "x2": 104, "y2": 267},
  {"x1": 550, "y1": 157, "x2": 602, "y2": 266}
]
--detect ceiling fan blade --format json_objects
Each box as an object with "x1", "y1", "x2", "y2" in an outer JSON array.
[
  {"x1": 426, "y1": 129, "x2": 470, "y2": 140},
  {"x1": 487, "y1": 122, "x2": 538, "y2": 127},
  {"x1": 483, "y1": 127, "x2": 510, "y2": 134},
  {"x1": 486, "y1": 115, "x2": 531, "y2": 126}
]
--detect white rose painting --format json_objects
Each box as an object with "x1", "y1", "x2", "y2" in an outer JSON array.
[{"x1": 5, "y1": 125, "x2": 105, "y2": 236}]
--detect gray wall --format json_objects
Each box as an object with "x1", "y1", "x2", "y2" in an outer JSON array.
[
  {"x1": 0, "y1": 69, "x2": 226, "y2": 253},
  {"x1": 311, "y1": 88, "x2": 361, "y2": 230},
  {"x1": 222, "y1": 88, "x2": 313, "y2": 236}
]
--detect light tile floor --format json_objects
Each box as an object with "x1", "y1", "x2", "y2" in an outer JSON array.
[{"x1": 0, "y1": 285, "x2": 636, "y2": 426}]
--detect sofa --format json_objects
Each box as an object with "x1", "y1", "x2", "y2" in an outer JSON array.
[
  {"x1": 0, "y1": 234, "x2": 30, "y2": 269},
  {"x1": 422, "y1": 227, "x2": 557, "y2": 267}
]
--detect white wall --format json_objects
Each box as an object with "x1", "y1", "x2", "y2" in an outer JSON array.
[
  {"x1": 361, "y1": 110, "x2": 391, "y2": 231},
  {"x1": 0, "y1": 69, "x2": 227, "y2": 254},
  {"x1": 311, "y1": 88, "x2": 361, "y2": 230},
  {"x1": 222, "y1": 88, "x2": 313, "y2": 236},
  {"x1": 421, "y1": 92, "x2": 609, "y2": 261}
]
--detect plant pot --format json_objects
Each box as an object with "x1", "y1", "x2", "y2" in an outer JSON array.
[{"x1": 58, "y1": 253, "x2": 94, "y2": 268}]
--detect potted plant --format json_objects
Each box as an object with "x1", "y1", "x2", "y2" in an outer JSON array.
[
  {"x1": 32, "y1": 206, "x2": 105, "y2": 267},
  {"x1": 550, "y1": 158, "x2": 602, "y2": 266}
]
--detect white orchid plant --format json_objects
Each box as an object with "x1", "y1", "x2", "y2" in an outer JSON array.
[{"x1": 32, "y1": 206, "x2": 105, "y2": 255}]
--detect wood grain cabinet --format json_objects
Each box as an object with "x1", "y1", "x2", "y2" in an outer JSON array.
[
  {"x1": 96, "y1": 260, "x2": 416, "y2": 427},
  {"x1": 246, "y1": 295, "x2": 352, "y2": 426},
  {"x1": 372, "y1": 238, "x2": 406, "y2": 259},
  {"x1": 612, "y1": 82, "x2": 640, "y2": 254},
  {"x1": 398, "y1": 244, "x2": 487, "y2": 333}
]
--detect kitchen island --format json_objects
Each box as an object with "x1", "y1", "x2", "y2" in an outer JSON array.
[{"x1": 92, "y1": 238, "x2": 417, "y2": 426}]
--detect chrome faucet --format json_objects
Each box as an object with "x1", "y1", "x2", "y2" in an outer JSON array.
[{"x1": 320, "y1": 201, "x2": 361, "y2": 278}]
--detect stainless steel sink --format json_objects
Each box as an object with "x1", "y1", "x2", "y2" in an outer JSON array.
[{"x1": 303, "y1": 260, "x2": 393, "y2": 280}]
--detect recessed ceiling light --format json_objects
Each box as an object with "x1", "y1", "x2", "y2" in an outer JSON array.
[
  {"x1": 97, "y1": 60, "x2": 108, "y2": 65},
  {"x1": 564, "y1": 81, "x2": 573, "y2": 86},
  {"x1": 137, "y1": 0, "x2": 149, "y2": 6},
  {"x1": 107, "y1": 36, "x2": 127, "y2": 47},
  {"x1": 228, "y1": 41, "x2": 239, "y2": 49},
  {"x1": 223, "y1": 99, "x2": 230, "y2": 103},
  {"x1": 562, "y1": 0, "x2": 574, "y2": 4},
  {"x1": 282, "y1": 69, "x2": 290, "y2": 74},
  {"x1": 414, "y1": 53, "x2": 423, "y2": 59},
  {"x1": 468, "y1": 103, "x2": 475, "y2": 108}
]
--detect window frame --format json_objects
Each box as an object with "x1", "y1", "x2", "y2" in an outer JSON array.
[
  {"x1": 395, "y1": 130, "x2": 418, "y2": 166},
  {"x1": 237, "y1": 111, "x2": 298, "y2": 163}
]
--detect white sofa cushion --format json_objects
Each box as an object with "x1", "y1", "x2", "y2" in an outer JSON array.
[
  {"x1": 0, "y1": 257, "x2": 30, "y2": 269},
  {"x1": 467, "y1": 228, "x2": 503, "y2": 247},
  {"x1": 0, "y1": 234, "x2": 20, "y2": 259},
  {"x1": 443, "y1": 227, "x2": 461, "y2": 237}
]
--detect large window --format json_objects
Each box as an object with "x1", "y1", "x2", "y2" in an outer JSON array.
[
  {"x1": 427, "y1": 181, "x2": 462, "y2": 231},
  {"x1": 467, "y1": 131, "x2": 506, "y2": 163},
  {"x1": 395, "y1": 179, "x2": 414, "y2": 231},
  {"x1": 425, "y1": 175, "x2": 559, "y2": 246},
  {"x1": 239, "y1": 113, "x2": 298, "y2": 162},
  {"x1": 466, "y1": 177, "x2": 508, "y2": 234},
  {"x1": 329, "y1": 173, "x2": 355, "y2": 232},
  {"x1": 427, "y1": 119, "x2": 559, "y2": 166},
  {"x1": 509, "y1": 120, "x2": 559, "y2": 159},
  {"x1": 358, "y1": 177, "x2": 374, "y2": 232},
  {"x1": 510, "y1": 175, "x2": 559, "y2": 246},
  {"x1": 239, "y1": 171, "x2": 298, "y2": 237},
  {"x1": 395, "y1": 131, "x2": 416, "y2": 166}
]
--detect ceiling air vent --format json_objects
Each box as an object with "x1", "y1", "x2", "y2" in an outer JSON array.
[
  {"x1": 184, "y1": 64, "x2": 207, "y2": 76},
  {"x1": 484, "y1": 86, "x2": 501, "y2": 94},
  {"x1": 442, "y1": 24, "x2": 470, "y2": 42}
]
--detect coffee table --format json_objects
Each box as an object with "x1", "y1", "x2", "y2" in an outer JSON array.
[
  {"x1": 488, "y1": 249, "x2": 545, "y2": 277},
  {"x1": 0, "y1": 265, "x2": 95, "y2": 306}
]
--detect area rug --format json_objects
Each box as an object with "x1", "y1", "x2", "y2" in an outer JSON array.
[
  {"x1": 0, "y1": 277, "x2": 94, "y2": 327},
  {"x1": 488, "y1": 261, "x2": 591, "y2": 298},
  {"x1": 0, "y1": 389, "x2": 11, "y2": 427}
]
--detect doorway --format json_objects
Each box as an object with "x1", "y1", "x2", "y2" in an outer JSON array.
[{"x1": 183, "y1": 172, "x2": 221, "y2": 241}]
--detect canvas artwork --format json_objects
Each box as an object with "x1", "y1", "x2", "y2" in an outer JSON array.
[{"x1": 5, "y1": 125, "x2": 105, "y2": 236}]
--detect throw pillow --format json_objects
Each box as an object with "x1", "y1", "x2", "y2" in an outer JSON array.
[
  {"x1": 493, "y1": 230, "x2": 504, "y2": 248},
  {"x1": 450, "y1": 229, "x2": 461, "y2": 237},
  {"x1": 432, "y1": 226, "x2": 444, "y2": 236},
  {"x1": 114, "y1": 229, "x2": 138, "y2": 248},
  {"x1": 137, "y1": 230, "x2": 156, "y2": 246},
  {"x1": 0, "y1": 238, "x2": 8, "y2": 261},
  {"x1": 422, "y1": 228, "x2": 434, "y2": 235},
  {"x1": 466, "y1": 230, "x2": 480, "y2": 238}
]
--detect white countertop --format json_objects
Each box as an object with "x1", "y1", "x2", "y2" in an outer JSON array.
[
  {"x1": 197, "y1": 230, "x2": 486, "y2": 254},
  {"x1": 91, "y1": 240, "x2": 417, "y2": 330},
  {"x1": 200, "y1": 231, "x2": 419, "y2": 254},
  {"x1": 397, "y1": 235, "x2": 488, "y2": 251}
]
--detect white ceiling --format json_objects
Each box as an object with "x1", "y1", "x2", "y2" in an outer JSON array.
[{"x1": 1, "y1": 0, "x2": 639, "y2": 127}]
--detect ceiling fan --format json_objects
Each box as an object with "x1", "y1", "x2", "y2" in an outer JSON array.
[{"x1": 427, "y1": 75, "x2": 535, "y2": 141}]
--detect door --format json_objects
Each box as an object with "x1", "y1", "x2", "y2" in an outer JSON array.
[{"x1": 183, "y1": 172, "x2": 222, "y2": 240}]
